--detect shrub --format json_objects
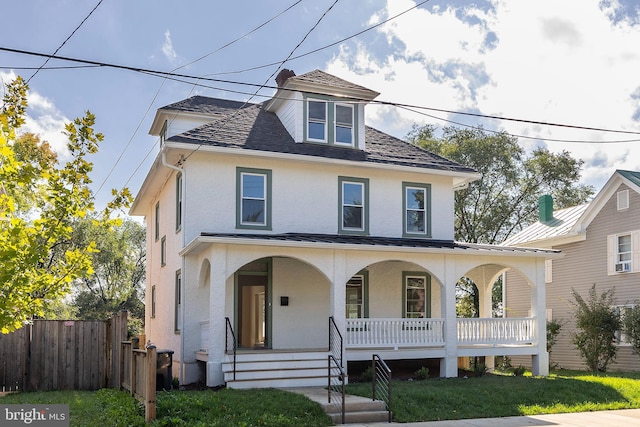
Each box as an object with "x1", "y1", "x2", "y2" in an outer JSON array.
[
  {"x1": 571, "y1": 285, "x2": 621, "y2": 372},
  {"x1": 513, "y1": 365, "x2": 526, "y2": 376},
  {"x1": 623, "y1": 303, "x2": 640, "y2": 357},
  {"x1": 472, "y1": 362, "x2": 487, "y2": 377},
  {"x1": 360, "y1": 366, "x2": 373, "y2": 382},
  {"x1": 414, "y1": 366, "x2": 429, "y2": 380},
  {"x1": 547, "y1": 318, "x2": 563, "y2": 369},
  {"x1": 496, "y1": 356, "x2": 512, "y2": 372}
]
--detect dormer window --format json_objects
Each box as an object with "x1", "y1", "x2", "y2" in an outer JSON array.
[
  {"x1": 305, "y1": 97, "x2": 357, "y2": 147},
  {"x1": 307, "y1": 100, "x2": 327, "y2": 142},
  {"x1": 335, "y1": 104, "x2": 354, "y2": 145}
]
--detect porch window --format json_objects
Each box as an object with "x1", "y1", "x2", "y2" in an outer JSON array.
[
  {"x1": 335, "y1": 104, "x2": 354, "y2": 145},
  {"x1": 339, "y1": 176, "x2": 368, "y2": 234},
  {"x1": 403, "y1": 273, "x2": 431, "y2": 318},
  {"x1": 237, "y1": 167, "x2": 272, "y2": 229},
  {"x1": 307, "y1": 100, "x2": 327, "y2": 142},
  {"x1": 403, "y1": 182, "x2": 431, "y2": 237},
  {"x1": 346, "y1": 274, "x2": 368, "y2": 318}
]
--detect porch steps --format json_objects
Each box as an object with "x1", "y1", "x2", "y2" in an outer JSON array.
[
  {"x1": 287, "y1": 387, "x2": 390, "y2": 424},
  {"x1": 223, "y1": 350, "x2": 330, "y2": 389}
]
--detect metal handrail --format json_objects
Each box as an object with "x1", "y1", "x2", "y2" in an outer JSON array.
[
  {"x1": 328, "y1": 316, "x2": 343, "y2": 367},
  {"x1": 225, "y1": 317, "x2": 237, "y2": 380},
  {"x1": 328, "y1": 354, "x2": 346, "y2": 424},
  {"x1": 372, "y1": 354, "x2": 392, "y2": 423}
]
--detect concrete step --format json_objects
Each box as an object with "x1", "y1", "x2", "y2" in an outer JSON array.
[
  {"x1": 329, "y1": 410, "x2": 390, "y2": 424},
  {"x1": 226, "y1": 375, "x2": 328, "y2": 389}
]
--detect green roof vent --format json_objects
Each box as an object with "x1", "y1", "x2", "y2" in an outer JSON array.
[{"x1": 539, "y1": 195, "x2": 553, "y2": 223}]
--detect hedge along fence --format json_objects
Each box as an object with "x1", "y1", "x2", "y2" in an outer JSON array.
[{"x1": 0, "y1": 311, "x2": 129, "y2": 392}]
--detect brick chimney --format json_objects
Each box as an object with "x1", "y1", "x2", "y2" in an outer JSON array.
[{"x1": 275, "y1": 69, "x2": 296, "y2": 87}]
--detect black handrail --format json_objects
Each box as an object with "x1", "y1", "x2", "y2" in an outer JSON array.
[
  {"x1": 328, "y1": 316, "x2": 343, "y2": 367},
  {"x1": 328, "y1": 354, "x2": 346, "y2": 424},
  {"x1": 372, "y1": 354, "x2": 392, "y2": 423},
  {"x1": 225, "y1": 317, "x2": 237, "y2": 381}
]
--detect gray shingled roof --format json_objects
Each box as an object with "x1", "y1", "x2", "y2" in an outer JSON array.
[
  {"x1": 199, "y1": 232, "x2": 559, "y2": 255},
  {"x1": 286, "y1": 69, "x2": 375, "y2": 94},
  {"x1": 164, "y1": 97, "x2": 476, "y2": 174}
]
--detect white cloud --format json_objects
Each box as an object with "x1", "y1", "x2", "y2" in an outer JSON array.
[
  {"x1": 327, "y1": 0, "x2": 640, "y2": 191},
  {"x1": 162, "y1": 30, "x2": 178, "y2": 63},
  {"x1": 1, "y1": 71, "x2": 70, "y2": 159}
]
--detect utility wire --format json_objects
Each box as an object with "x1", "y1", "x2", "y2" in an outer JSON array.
[
  {"x1": 94, "y1": 0, "x2": 305, "y2": 197},
  {"x1": 26, "y1": 0, "x2": 103, "y2": 84},
  {"x1": 3, "y1": 45, "x2": 639, "y2": 137}
]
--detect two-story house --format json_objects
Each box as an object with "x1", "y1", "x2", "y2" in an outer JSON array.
[
  {"x1": 503, "y1": 170, "x2": 640, "y2": 372},
  {"x1": 130, "y1": 69, "x2": 557, "y2": 389}
]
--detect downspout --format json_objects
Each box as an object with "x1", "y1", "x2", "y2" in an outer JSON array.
[{"x1": 161, "y1": 149, "x2": 186, "y2": 386}]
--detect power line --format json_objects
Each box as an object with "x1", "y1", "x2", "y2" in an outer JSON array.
[
  {"x1": 26, "y1": 0, "x2": 103, "y2": 84},
  {"x1": 4, "y1": 45, "x2": 638, "y2": 137}
]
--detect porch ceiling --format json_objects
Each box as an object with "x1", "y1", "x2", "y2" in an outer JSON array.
[{"x1": 183, "y1": 232, "x2": 560, "y2": 258}]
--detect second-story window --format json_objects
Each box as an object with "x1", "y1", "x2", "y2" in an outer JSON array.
[
  {"x1": 237, "y1": 167, "x2": 272, "y2": 229},
  {"x1": 339, "y1": 176, "x2": 368, "y2": 234},
  {"x1": 403, "y1": 182, "x2": 431, "y2": 237},
  {"x1": 176, "y1": 173, "x2": 183, "y2": 232},
  {"x1": 335, "y1": 104, "x2": 354, "y2": 145},
  {"x1": 617, "y1": 234, "x2": 632, "y2": 271},
  {"x1": 155, "y1": 202, "x2": 160, "y2": 241},
  {"x1": 307, "y1": 100, "x2": 327, "y2": 142}
]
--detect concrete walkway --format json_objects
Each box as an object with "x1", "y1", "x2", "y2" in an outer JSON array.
[{"x1": 342, "y1": 409, "x2": 640, "y2": 427}]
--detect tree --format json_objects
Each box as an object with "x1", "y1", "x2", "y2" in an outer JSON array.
[
  {"x1": 66, "y1": 216, "x2": 145, "y2": 330},
  {"x1": 571, "y1": 285, "x2": 620, "y2": 372},
  {"x1": 623, "y1": 303, "x2": 640, "y2": 358},
  {"x1": 0, "y1": 76, "x2": 132, "y2": 333},
  {"x1": 408, "y1": 125, "x2": 594, "y2": 315}
]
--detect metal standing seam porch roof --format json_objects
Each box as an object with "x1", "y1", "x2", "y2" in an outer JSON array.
[{"x1": 188, "y1": 232, "x2": 560, "y2": 257}]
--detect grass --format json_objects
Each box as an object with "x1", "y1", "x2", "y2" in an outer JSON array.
[
  {"x1": 0, "y1": 388, "x2": 332, "y2": 427},
  {"x1": 346, "y1": 369, "x2": 640, "y2": 423},
  {"x1": 3, "y1": 371, "x2": 640, "y2": 425}
]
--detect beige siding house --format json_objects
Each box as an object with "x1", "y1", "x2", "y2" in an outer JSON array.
[{"x1": 504, "y1": 170, "x2": 640, "y2": 371}]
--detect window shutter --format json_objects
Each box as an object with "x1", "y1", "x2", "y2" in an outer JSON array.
[
  {"x1": 633, "y1": 231, "x2": 640, "y2": 273},
  {"x1": 607, "y1": 234, "x2": 616, "y2": 276}
]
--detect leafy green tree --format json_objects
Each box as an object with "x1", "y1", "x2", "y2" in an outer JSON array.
[
  {"x1": 623, "y1": 303, "x2": 640, "y2": 357},
  {"x1": 571, "y1": 285, "x2": 620, "y2": 372},
  {"x1": 0, "y1": 76, "x2": 132, "y2": 333},
  {"x1": 67, "y1": 217, "x2": 145, "y2": 325},
  {"x1": 408, "y1": 125, "x2": 594, "y2": 315}
]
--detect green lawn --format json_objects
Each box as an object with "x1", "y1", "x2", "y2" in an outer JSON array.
[
  {"x1": 2, "y1": 371, "x2": 640, "y2": 425},
  {"x1": 347, "y1": 370, "x2": 640, "y2": 423}
]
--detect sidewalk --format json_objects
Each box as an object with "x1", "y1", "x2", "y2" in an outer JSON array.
[{"x1": 343, "y1": 408, "x2": 640, "y2": 427}]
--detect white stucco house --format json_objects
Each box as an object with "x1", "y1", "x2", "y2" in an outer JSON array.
[{"x1": 130, "y1": 69, "x2": 557, "y2": 389}]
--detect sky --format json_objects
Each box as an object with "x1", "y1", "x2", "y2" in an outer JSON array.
[{"x1": 1, "y1": 0, "x2": 639, "y2": 213}]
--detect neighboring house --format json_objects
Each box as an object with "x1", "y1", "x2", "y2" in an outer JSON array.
[
  {"x1": 130, "y1": 69, "x2": 557, "y2": 389},
  {"x1": 504, "y1": 170, "x2": 640, "y2": 372}
]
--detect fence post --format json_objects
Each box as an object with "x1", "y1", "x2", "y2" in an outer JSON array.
[
  {"x1": 130, "y1": 344, "x2": 135, "y2": 397},
  {"x1": 145, "y1": 346, "x2": 157, "y2": 422}
]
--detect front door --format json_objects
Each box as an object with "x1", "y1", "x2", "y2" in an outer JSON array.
[{"x1": 237, "y1": 273, "x2": 269, "y2": 348}]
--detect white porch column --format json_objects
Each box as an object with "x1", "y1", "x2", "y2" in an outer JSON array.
[
  {"x1": 440, "y1": 256, "x2": 458, "y2": 377},
  {"x1": 477, "y1": 284, "x2": 495, "y2": 371},
  {"x1": 330, "y1": 250, "x2": 347, "y2": 365},
  {"x1": 530, "y1": 258, "x2": 549, "y2": 376},
  {"x1": 207, "y1": 246, "x2": 228, "y2": 387}
]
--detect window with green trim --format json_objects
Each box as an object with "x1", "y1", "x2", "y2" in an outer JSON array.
[
  {"x1": 403, "y1": 273, "x2": 431, "y2": 318},
  {"x1": 236, "y1": 168, "x2": 272, "y2": 229},
  {"x1": 403, "y1": 182, "x2": 431, "y2": 237},
  {"x1": 346, "y1": 273, "x2": 369, "y2": 319},
  {"x1": 305, "y1": 97, "x2": 358, "y2": 147},
  {"x1": 307, "y1": 99, "x2": 327, "y2": 142},
  {"x1": 339, "y1": 177, "x2": 368, "y2": 234},
  {"x1": 334, "y1": 103, "x2": 354, "y2": 145},
  {"x1": 175, "y1": 270, "x2": 182, "y2": 333},
  {"x1": 154, "y1": 202, "x2": 160, "y2": 241},
  {"x1": 160, "y1": 236, "x2": 166, "y2": 267},
  {"x1": 176, "y1": 172, "x2": 183, "y2": 232}
]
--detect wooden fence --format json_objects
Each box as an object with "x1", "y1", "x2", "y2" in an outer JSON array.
[
  {"x1": 0, "y1": 311, "x2": 128, "y2": 392},
  {"x1": 121, "y1": 340, "x2": 157, "y2": 422}
]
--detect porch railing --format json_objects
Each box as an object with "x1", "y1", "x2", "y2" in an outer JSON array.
[
  {"x1": 329, "y1": 316, "x2": 343, "y2": 367},
  {"x1": 346, "y1": 318, "x2": 445, "y2": 348},
  {"x1": 457, "y1": 317, "x2": 536, "y2": 345},
  {"x1": 372, "y1": 354, "x2": 392, "y2": 423},
  {"x1": 225, "y1": 317, "x2": 237, "y2": 380},
  {"x1": 328, "y1": 354, "x2": 346, "y2": 424}
]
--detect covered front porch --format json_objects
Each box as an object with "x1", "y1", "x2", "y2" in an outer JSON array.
[{"x1": 180, "y1": 233, "x2": 557, "y2": 388}]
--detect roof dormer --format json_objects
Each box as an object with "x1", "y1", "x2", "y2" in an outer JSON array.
[{"x1": 265, "y1": 69, "x2": 379, "y2": 150}]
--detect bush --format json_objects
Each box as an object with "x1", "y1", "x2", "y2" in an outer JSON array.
[
  {"x1": 513, "y1": 365, "x2": 526, "y2": 376},
  {"x1": 414, "y1": 366, "x2": 429, "y2": 380},
  {"x1": 623, "y1": 303, "x2": 640, "y2": 356},
  {"x1": 571, "y1": 285, "x2": 621, "y2": 372},
  {"x1": 547, "y1": 318, "x2": 563, "y2": 369},
  {"x1": 360, "y1": 366, "x2": 373, "y2": 382},
  {"x1": 472, "y1": 362, "x2": 487, "y2": 377}
]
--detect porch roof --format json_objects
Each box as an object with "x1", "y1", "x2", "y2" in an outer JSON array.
[{"x1": 183, "y1": 232, "x2": 560, "y2": 258}]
